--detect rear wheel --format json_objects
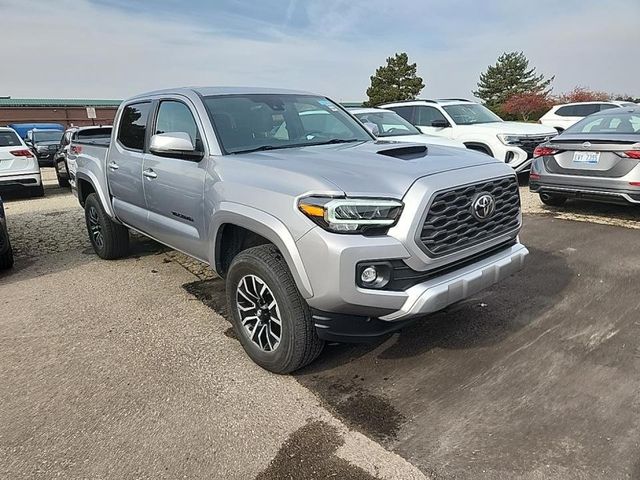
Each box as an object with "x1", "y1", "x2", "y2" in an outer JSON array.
[
  {"x1": 226, "y1": 244, "x2": 324, "y2": 374},
  {"x1": 0, "y1": 241, "x2": 14, "y2": 270},
  {"x1": 540, "y1": 192, "x2": 567, "y2": 207},
  {"x1": 30, "y1": 184, "x2": 45, "y2": 197},
  {"x1": 84, "y1": 193, "x2": 129, "y2": 259},
  {"x1": 56, "y1": 162, "x2": 70, "y2": 188}
]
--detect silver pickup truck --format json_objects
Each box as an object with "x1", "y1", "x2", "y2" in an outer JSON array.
[{"x1": 73, "y1": 87, "x2": 528, "y2": 373}]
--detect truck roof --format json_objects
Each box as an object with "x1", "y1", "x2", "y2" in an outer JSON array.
[{"x1": 127, "y1": 86, "x2": 314, "y2": 102}]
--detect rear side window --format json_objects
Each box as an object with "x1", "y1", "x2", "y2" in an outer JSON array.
[
  {"x1": 155, "y1": 101, "x2": 199, "y2": 145},
  {"x1": 118, "y1": 102, "x2": 151, "y2": 150},
  {"x1": 0, "y1": 131, "x2": 21, "y2": 147},
  {"x1": 387, "y1": 106, "x2": 415, "y2": 123},
  {"x1": 415, "y1": 106, "x2": 447, "y2": 126},
  {"x1": 555, "y1": 105, "x2": 575, "y2": 116}
]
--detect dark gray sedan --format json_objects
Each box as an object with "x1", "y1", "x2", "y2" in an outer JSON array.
[{"x1": 530, "y1": 106, "x2": 640, "y2": 206}]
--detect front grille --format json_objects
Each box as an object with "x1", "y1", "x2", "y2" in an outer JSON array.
[
  {"x1": 517, "y1": 136, "x2": 551, "y2": 159},
  {"x1": 419, "y1": 176, "x2": 520, "y2": 257}
]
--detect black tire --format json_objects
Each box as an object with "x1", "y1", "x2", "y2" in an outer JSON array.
[
  {"x1": 0, "y1": 244, "x2": 14, "y2": 270},
  {"x1": 540, "y1": 192, "x2": 567, "y2": 207},
  {"x1": 226, "y1": 244, "x2": 324, "y2": 374},
  {"x1": 56, "y1": 164, "x2": 70, "y2": 188},
  {"x1": 84, "y1": 193, "x2": 129, "y2": 259},
  {"x1": 30, "y1": 184, "x2": 45, "y2": 197}
]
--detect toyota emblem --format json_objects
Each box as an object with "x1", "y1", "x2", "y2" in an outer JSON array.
[{"x1": 472, "y1": 193, "x2": 496, "y2": 221}]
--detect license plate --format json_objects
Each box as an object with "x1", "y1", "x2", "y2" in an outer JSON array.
[{"x1": 573, "y1": 151, "x2": 600, "y2": 164}]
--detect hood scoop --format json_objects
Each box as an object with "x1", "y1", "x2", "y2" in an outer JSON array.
[{"x1": 376, "y1": 144, "x2": 428, "y2": 160}]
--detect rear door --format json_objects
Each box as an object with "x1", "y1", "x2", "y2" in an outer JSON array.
[
  {"x1": 142, "y1": 98, "x2": 208, "y2": 260},
  {"x1": 0, "y1": 129, "x2": 38, "y2": 177},
  {"x1": 108, "y1": 102, "x2": 152, "y2": 229}
]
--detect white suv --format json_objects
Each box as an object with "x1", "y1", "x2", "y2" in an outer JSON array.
[
  {"x1": 380, "y1": 99, "x2": 557, "y2": 173},
  {"x1": 539, "y1": 101, "x2": 636, "y2": 133}
]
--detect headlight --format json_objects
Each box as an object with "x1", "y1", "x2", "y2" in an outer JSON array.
[
  {"x1": 497, "y1": 134, "x2": 521, "y2": 145},
  {"x1": 298, "y1": 196, "x2": 403, "y2": 234}
]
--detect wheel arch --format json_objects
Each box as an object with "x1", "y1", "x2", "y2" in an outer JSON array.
[{"x1": 210, "y1": 204, "x2": 314, "y2": 299}]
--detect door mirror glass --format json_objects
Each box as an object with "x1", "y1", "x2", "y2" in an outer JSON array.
[
  {"x1": 431, "y1": 119, "x2": 449, "y2": 128},
  {"x1": 149, "y1": 132, "x2": 201, "y2": 159}
]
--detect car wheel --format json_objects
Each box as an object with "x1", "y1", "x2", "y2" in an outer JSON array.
[
  {"x1": 0, "y1": 243, "x2": 14, "y2": 270},
  {"x1": 540, "y1": 192, "x2": 567, "y2": 207},
  {"x1": 30, "y1": 184, "x2": 45, "y2": 197},
  {"x1": 226, "y1": 244, "x2": 324, "y2": 374},
  {"x1": 84, "y1": 193, "x2": 129, "y2": 259},
  {"x1": 56, "y1": 163, "x2": 70, "y2": 188}
]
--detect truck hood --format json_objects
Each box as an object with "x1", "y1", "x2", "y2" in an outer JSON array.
[
  {"x1": 233, "y1": 141, "x2": 501, "y2": 198},
  {"x1": 461, "y1": 121, "x2": 557, "y2": 136}
]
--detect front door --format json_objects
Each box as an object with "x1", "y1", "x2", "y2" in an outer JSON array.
[
  {"x1": 142, "y1": 99, "x2": 207, "y2": 260},
  {"x1": 107, "y1": 101, "x2": 153, "y2": 230}
]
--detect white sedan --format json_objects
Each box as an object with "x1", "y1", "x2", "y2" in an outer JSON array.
[{"x1": 349, "y1": 108, "x2": 466, "y2": 149}]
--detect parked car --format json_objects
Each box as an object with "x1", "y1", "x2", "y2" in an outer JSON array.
[
  {"x1": 348, "y1": 108, "x2": 466, "y2": 148},
  {"x1": 55, "y1": 126, "x2": 112, "y2": 188},
  {"x1": 530, "y1": 106, "x2": 640, "y2": 206},
  {"x1": 0, "y1": 127, "x2": 44, "y2": 197},
  {"x1": 0, "y1": 196, "x2": 14, "y2": 270},
  {"x1": 7, "y1": 123, "x2": 65, "y2": 140},
  {"x1": 539, "y1": 101, "x2": 637, "y2": 133},
  {"x1": 380, "y1": 99, "x2": 557, "y2": 174},
  {"x1": 73, "y1": 87, "x2": 528, "y2": 373},
  {"x1": 26, "y1": 129, "x2": 64, "y2": 167}
]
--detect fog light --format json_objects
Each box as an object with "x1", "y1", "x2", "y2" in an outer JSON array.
[{"x1": 361, "y1": 266, "x2": 378, "y2": 284}]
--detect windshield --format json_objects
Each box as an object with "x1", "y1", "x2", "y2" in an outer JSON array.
[
  {"x1": 202, "y1": 94, "x2": 372, "y2": 154},
  {"x1": 0, "y1": 131, "x2": 22, "y2": 147},
  {"x1": 354, "y1": 111, "x2": 420, "y2": 137},
  {"x1": 442, "y1": 104, "x2": 503, "y2": 125},
  {"x1": 33, "y1": 130, "x2": 63, "y2": 143},
  {"x1": 566, "y1": 111, "x2": 640, "y2": 135}
]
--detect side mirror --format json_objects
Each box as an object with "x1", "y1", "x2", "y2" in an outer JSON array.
[
  {"x1": 431, "y1": 119, "x2": 450, "y2": 128},
  {"x1": 149, "y1": 132, "x2": 202, "y2": 160}
]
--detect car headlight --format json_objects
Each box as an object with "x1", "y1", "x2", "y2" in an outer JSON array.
[
  {"x1": 298, "y1": 196, "x2": 403, "y2": 234},
  {"x1": 497, "y1": 134, "x2": 521, "y2": 145}
]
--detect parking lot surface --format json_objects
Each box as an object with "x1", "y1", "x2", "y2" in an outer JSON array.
[{"x1": 1, "y1": 169, "x2": 639, "y2": 479}]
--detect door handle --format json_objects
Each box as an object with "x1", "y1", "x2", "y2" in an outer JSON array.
[
  {"x1": 108, "y1": 161, "x2": 119, "y2": 170},
  {"x1": 143, "y1": 169, "x2": 157, "y2": 179}
]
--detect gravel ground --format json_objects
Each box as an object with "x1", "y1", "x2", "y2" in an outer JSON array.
[{"x1": 0, "y1": 169, "x2": 425, "y2": 480}]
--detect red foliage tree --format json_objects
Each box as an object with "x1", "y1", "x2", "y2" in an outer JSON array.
[
  {"x1": 557, "y1": 87, "x2": 610, "y2": 103},
  {"x1": 502, "y1": 92, "x2": 553, "y2": 122}
]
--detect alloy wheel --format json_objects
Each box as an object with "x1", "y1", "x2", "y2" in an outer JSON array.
[
  {"x1": 236, "y1": 274, "x2": 282, "y2": 352},
  {"x1": 88, "y1": 206, "x2": 104, "y2": 250}
]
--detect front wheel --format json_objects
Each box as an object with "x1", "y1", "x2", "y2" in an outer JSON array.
[
  {"x1": 0, "y1": 243, "x2": 14, "y2": 270},
  {"x1": 226, "y1": 245, "x2": 324, "y2": 374},
  {"x1": 84, "y1": 193, "x2": 129, "y2": 259},
  {"x1": 540, "y1": 192, "x2": 567, "y2": 207}
]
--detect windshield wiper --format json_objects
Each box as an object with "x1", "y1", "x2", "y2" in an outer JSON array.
[
  {"x1": 231, "y1": 139, "x2": 362, "y2": 154},
  {"x1": 311, "y1": 138, "x2": 361, "y2": 145}
]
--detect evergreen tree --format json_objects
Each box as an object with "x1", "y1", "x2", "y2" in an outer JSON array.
[
  {"x1": 474, "y1": 51, "x2": 553, "y2": 114},
  {"x1": 364, "y1": 53, "x2": 425, "y2": 107}
]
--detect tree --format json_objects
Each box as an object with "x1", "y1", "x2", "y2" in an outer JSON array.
[
  {"x1": 558, "y1": 87, "x2": 609, "y2": 103},
  {"x1": 502, "y1": 92, "x2": 553, "y2": 122},
  {"x1": 364, "y1": 53, "x2": 425, "y2": 107},
  {"x1": 474, "y1": 51, "x2": 553, "y2": 115}
]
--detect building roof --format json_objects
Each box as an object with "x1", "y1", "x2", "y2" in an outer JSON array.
[{"x1": 0, "y1": 98, "x2": 122, "y2": 107}]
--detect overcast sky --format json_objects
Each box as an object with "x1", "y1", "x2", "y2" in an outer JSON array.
[{"x1": 2, "y1": 0, "x2": 638, "y2": 101}]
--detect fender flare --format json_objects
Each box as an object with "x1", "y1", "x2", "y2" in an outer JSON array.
[
  {"x1": 210, "y1": 202, "x2": 314, "y2": 299},
  {"x1": 75, "y1": 171, "x2": 118, "y2": 220}
]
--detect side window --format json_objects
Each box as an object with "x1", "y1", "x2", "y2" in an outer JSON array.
[
  {"x1": 118, "y1": 102, "x2": 151, "y2": 151},
  {"x1": 555, "y1": 106, "x2": 574, "y2": 117},
  {"x1": 573, "y1": 104, "x2": 600, "y2": 116},
  {"x1": 599, "y1": 103, "x2": 617, "y2": 112},
  {"x1": 155, "y1": 100, "x2": 200, "y2": 147},
  {"x1": 388, "y1": 106, "x2": 415, "y2": 123},
  {"x1": 415, "y1": 106, "x2": 447, "y2": 126}
]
